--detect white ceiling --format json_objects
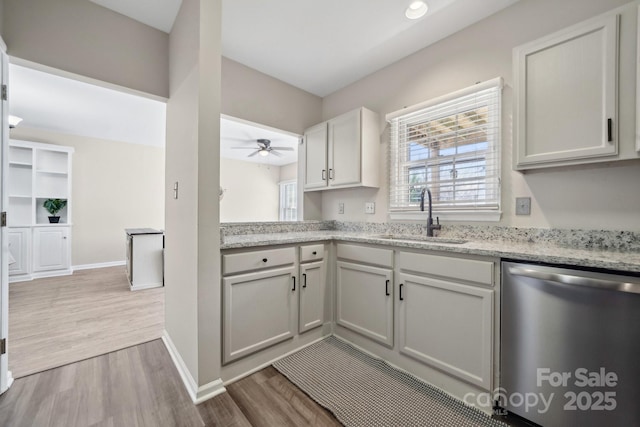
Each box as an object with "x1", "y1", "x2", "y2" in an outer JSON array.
[
  {"x1": 222, "y1": 0, "x2": 518, "y2": 96},
  {"x1": 220, "y1": 117, "x2": 299, "y2": 167},
  {"x1": 92, "y1": 0, "x2": 519, "y2": 97},
  {"x1": 8, "y1": 0, "x2": 520, "y2": 149},
  {"x1": 9, "y1": 64, "x2": 167, "y2": 147}
]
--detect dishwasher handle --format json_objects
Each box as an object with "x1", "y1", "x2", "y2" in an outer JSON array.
[{"x1": 508, "y1": 266, "x2": 640, "y2": 295}]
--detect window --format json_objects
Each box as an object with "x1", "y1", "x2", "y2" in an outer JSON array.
[
  {"x1": 279, "y1": 180, "x2": 297, "y2": 221},
  {"x1": 387, "y1": 78, "x2": 502, "y2": 220}
]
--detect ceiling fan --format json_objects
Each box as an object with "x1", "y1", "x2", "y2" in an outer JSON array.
[{"x1": 231, "y1": 138, "x2": 294, "y2": 157}]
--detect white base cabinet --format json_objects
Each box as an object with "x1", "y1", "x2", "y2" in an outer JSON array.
[
  {"x1": 33, "y1": 227, "x2": 70, "y2": 272},
  {"x1": 335, "y1": 244, "x2": 394, "y2": 347},
  {"x1": 8, "y1": 228, "x2": 30, "y2": 276},
  {"x1": 397, "y1": 272, "x2": 494, "y2": 389},
  {"x1": 299, "y1": 261, "x2": 325, "y2": 332},
  {"x1": 223, "y1": 265, "x2": 297, "y2": 364},
  {"x1": 222, "y1": 244, "x2": 329, "y2": 365},
  {"x1": 336, "y1": 261, "x2": 393, "y2": 347}
]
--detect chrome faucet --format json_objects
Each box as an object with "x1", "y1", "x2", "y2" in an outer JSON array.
[{"x1": 420, "y1": 187, "x2": 441, "y2": 237}]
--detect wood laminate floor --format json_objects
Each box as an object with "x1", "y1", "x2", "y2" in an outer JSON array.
[
  {"x1": 0, "y1": 339, "x2": 533, "y2": 427},
  {"x1": 9, "y1": 267, "x2": 164, "y2": 378},
  {"x1": 0, "y1": 339, "x2": 341, "y2": 427}
]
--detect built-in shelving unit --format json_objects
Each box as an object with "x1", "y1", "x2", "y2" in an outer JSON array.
[{"x1": 8, "y1": 140, "x2": 74, "y2": 282}]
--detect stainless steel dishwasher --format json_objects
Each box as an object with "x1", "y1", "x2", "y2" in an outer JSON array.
[{"x1": 501, "y1": 261, "x2": 640, "y2": 427}]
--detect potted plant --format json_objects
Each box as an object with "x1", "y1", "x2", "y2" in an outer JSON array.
[{"x1": 43, "y1": 199, "x2": 67, "y2": 223}]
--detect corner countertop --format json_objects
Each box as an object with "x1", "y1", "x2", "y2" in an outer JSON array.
[
  {"x1": 125, "y1": 228, "x2": 164, "y2": 235},
  {"x1": 221, "y1": 231, "x2": 640, "y2": 274}
]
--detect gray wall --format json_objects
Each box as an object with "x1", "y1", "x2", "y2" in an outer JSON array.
[
  {"x1": 222, "y1": 57, "x2": 322, "y2": 135},
  {"x1": 2, "y1": 0, "x2": 169, "y2": 98},
  {"x1": 320, "y1": 0, "x2": 640, "y2": 231},
  {"x1": 0, "y1": 0, "x2": 4, "y2": 38},
  {"x1": 164, "y1": 0, "x2": 222, "y2": 387}
]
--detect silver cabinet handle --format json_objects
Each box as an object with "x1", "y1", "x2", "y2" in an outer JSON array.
[
  {"x1": 322, "y1": 169, "x2": 326, "y2": 180},
  {"x1": 508, "y1": 267, "x2": 640, "y2": 295}
]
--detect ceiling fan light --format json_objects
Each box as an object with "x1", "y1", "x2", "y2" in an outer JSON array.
[
  {"x1": 405, "y1": 1, "x2": 428, "y2": 19},
  {"x1": 8, "y1": 115, "x2": 23, "y2": 128},
  {"x1": 259, "y1": 150, "x2": 270, "y2": 157}
]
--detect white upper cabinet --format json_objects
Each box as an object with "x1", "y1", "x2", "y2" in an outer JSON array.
[
  {"x1": 303, "y1": 122, "x2": 328, "y2": 190},
  {"x1": 303, "y1": 107, "x2": 380, "y2": 191},
  {"x1": 514, "y1": 14, "x2": 619, "y2": 169}
]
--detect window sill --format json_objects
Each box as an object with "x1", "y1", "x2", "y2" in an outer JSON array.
[{"x1": 389, "y1": 210, "x2": 502, "y2": 222}]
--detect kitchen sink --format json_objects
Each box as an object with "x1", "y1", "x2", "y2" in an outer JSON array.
[{"x1": 374, "y1": 234, "x2": 468, "y2": 244}]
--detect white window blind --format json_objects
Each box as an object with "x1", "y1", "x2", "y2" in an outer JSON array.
[
  {"x1": 279, "y1": 180, "x2": 297, "y2": 221},
  {"x1": 388, "y1": 78, "x2": 502, "y2": 213}
]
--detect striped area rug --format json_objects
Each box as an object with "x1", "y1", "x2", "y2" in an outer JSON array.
[{"x1": 273, "y1": 336, "x2": 506, "y2": 427}]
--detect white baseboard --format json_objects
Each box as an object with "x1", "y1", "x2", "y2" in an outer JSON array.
[
  {"x1": 161, "y1": 330, "x2": 226, "y2": 404},
  {"x1": 72, "y1": 260, "x2": 126, "y2": 271},
  {"x1": 224, "y1": 334, "x2": 330, "y2": 386}
]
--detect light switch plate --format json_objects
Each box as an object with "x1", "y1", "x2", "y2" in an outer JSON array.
[
  {"x1": 365, "y1": 202, "x2": 375, "y2": 214},
  {"x1": 338, "y1": 202, "x2": 344, "y2": 214},
  {"x1": 515, "y1": 197, "x2": 531, "y2": 215}
]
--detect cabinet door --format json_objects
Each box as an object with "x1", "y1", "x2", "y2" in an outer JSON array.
[
  {"x1": 8, "y1": 228, "x2": 30, "y2": 275},
  {"x1": 33, "y1": 227, "x2": 70, "y2": 272},
  {"x1": 303, "y1": 122, "x2": 328, "y2": 190},
  {"x1": 328, "y1": 108, "x2": 361, "y2": 187},
  {"x1": 299, "y1": 260, "x2": 326, "y2": 333},
  {"x1": 398, "y1": 272, "x2": 493, "y2": 389},
  {"x1": 336, "y1": 261, "x2": 393, "y2": 346},
  {"x1": 515, "y1": 14, "x2": 618, "y2": 168},
  {"x1": 223, "y1": 266, "x2": 297, "y2": 364}
]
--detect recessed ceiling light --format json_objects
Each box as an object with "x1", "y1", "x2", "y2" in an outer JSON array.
[{"x1": 405, "y1": 1, "x2": 428, "y2": 20}]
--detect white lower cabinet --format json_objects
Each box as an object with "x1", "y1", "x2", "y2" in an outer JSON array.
[
  {"x1": 33, "y1": 227, "x2": 70, "y2": 272},
  {"x1": 223, "y1": 265, "x2": 297, "y2": 364},
  {"x1": 336, "y1": 261, "x2": 393, "y2": 347},
  {"x1": 397, "y1": 272, "x2": 494, "y2": 389},
  {"x1": 8, "y1": 228, "x2": 30, "y2": 276},
  {"x1": 299, "y1": 260, "x2": 326, "y2": 333}
]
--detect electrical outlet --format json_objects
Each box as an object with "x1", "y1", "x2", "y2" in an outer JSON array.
[
  {"x1": 338, "y1": 202, "x2": 344, "y2": 214},
  {"x1": 515, "y1": 197, "x2": 531, "y2": 215},
  {"x1": 365, "y1": 202, "x2": 375, "y2": 214}
]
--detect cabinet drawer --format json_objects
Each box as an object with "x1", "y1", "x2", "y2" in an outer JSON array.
[
  {"x1": 398, "y1": 251, "x2": 494, "y2": 286},
  {"x1": 300, "y1": 244, "x2": 324, "y2": 262},
  {"x1": 337, "y1": 243, "x2": 393, "y2": 268},
  {"x1": 223, "y1": 247, "x2": 295, "y2": 275}
]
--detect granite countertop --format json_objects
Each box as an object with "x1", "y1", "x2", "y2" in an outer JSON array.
[
  {"x1": 221, "y1": 230, "x2": 640, "y2": 274},
  {"x1": 125, "y1": 228, "x2": 164, "y2": 235}
]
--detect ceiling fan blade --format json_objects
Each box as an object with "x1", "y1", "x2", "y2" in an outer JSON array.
[
  {"x1": 247, "y1": 150, "x2": 261, "y2": 157},
  {"x1": 231, "y1": 147, "x2": 258, "y2": 150},
  {"x1": 270, "y1": 150, "x2": 283, "y2": 157},
  {"x1": 270, "y1": 146, "x2": 294, "y2": 151}
]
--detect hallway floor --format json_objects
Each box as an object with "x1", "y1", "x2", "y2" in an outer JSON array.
[{"x1": 9, "y1": 267, "x2": 163, "y2": 378}]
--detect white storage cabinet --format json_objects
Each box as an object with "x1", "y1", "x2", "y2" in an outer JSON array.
[
  {"x1": 298, "y1": 243, "x2": 327, "y2": 333},
  {"x1": 8, "y1": 140, "x2": 73, "y2": 282},
  {"x1": 303, "y1": 107, "x2": 380, "y2": 191},
  {"x1": 335, "y1": 243, "x2": 394, "y2": 347},
  {"x1": 397, "y1": 251, "x2": 495, "y2": 390},
  {"x1": 514, "y1": 14, "x2": 619, "y2": 169},
  {"x1": 126, "y1": 229, "x2": 164, "y2": 291}
]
